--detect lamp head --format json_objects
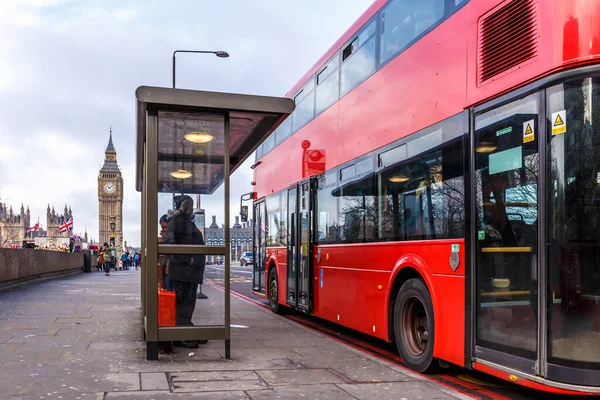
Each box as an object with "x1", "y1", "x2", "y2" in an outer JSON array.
[{"x1": 215, "y1": 51, "x2": 229, "y2": 58}]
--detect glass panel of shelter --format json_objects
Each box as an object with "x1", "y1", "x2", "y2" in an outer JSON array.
[{"x1": 155, "y1": 111, "x2": 226, "y2": 329}]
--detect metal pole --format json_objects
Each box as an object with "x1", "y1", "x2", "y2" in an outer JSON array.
[
  {"x1": 172, "y1": 54, "x2": 176, "y2": 88},
  {"x1": 224, "y1": 111, "x2": 231, "y2": 359},
  {"x1": 172, "y1": 50, "x2": 228, "y2": 89}
]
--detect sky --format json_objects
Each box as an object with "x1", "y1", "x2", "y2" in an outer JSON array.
[{"x1": 0, "y1": 0, "x2": 373, "y2": 247}]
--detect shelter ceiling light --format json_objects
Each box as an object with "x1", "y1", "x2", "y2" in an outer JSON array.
[
  {"x1": 171, "y1": 169, "x2": 192, "y2": 179},
  {"x1": 185, "y1": 132, "x2": 214, "y2": 144},
  {"x1": 389, "y1": 174, "x2": 409, "y2": 183},
  {"x1": 476, "y1": 142, "x2": 497, "y2": 153}
]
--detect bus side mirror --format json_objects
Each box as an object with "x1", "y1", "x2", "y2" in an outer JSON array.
[{"x1": 240, "y1": 205, "x2": 248, "y2": 223}]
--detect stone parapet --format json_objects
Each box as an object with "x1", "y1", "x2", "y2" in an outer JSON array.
[{"x1": 0, "y1": 248, "x2": 83, "y2": 291}]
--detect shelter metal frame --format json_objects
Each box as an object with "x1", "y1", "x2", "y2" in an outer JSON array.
[{"x1": 136, "y1": 86, "x2": 294, "y2": 360}]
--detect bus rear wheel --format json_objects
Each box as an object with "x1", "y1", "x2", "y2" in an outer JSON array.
[
  {"x1": 268, "y1": 268, "x2": 284, "y2": 314},
  {"x1": 394, "y1": 278, "x2": 436, "y2": 373}
]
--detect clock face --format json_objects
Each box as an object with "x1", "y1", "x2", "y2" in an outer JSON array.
[{"x1": 103, "y1": 181, "x2": 116, "y2": 194}]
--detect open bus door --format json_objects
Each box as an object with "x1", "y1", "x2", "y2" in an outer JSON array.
[
  {"x1": 253, "y1": 200, "x2": 266, "y2": 294},
  {"x1": 286, "y1": 179, "x2": 314, "y2": 313},
  {"x1": 473, "y1": 94, "x2": 541, "y2": 373}
]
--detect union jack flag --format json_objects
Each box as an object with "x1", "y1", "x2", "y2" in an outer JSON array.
[
  {"x1": 26, "y1": 223, "x2": 39, "y2": 233},
  {"x1": 59, "y1": 217, "x2": 73, "y2": 232}
]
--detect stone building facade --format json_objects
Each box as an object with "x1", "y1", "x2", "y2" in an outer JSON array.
[
  {"x1": 46, "y1": 204, "x2": 73, "y2": 239},
  {"x1": 204, "y1": 216, "x2": 253, "y2": 263},
  {"x1": 0, "y1": 203, "x2": 31, "y2": 246}
]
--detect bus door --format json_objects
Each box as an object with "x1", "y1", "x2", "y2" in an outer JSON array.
[
  {"x1": 286, "y1": 179, "x2": 313, "y2": 312},
  {"x1": 473, "y1": 94, "x2": 541, "y2": 372},
  {"x1": 253, "y1": 200, "x2": 266, "y2": 294}
]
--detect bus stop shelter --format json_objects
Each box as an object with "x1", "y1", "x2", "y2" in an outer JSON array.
[{"x1": 135, "y1": 86, "x2": 294, "y2": 360}]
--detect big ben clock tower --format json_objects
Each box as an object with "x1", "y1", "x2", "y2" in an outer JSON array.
[{"x1": 98, "y1": 128, "x2": 123, "y2": 250}]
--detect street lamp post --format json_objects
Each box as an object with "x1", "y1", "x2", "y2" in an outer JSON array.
[
  {"x1": 170, "y1": 48, "x2": 230, "y2": 227},
  {"x1": 172, "y1": 49, "x2": 229, "y2": 89},
  {"x1": 109, "y1": 216, "x2": 116, "y2": 247}
]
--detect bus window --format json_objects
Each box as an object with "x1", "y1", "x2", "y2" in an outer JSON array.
[
  {"x1": 293, "y1": 80, "x2": 315, "y2": 132},
  {"x1": 376, "y1": 120, "x2": 464, "y2": 241},
  {"x1": 266, "y1": 194, "x2": 281, "y2": 246},
  {"x1": 380, "y1": 0, "x2": 445, "y2": 64},
  {"x1": 341, "y1": 20, "x2": 376, "y2": 95},
  {"x1": 316, "y1": 55, "x2": 340, "y2": 114},
  {"x1": 316, "y1": 171, "x2": 339, "y2": 243},
  {"x1": 275, "y1": 116, "x2": 293, "y2": 145},
  {"x1": 338, "y1": 169, "x2": 375, "y2": 243},
  {"x1": 279, "y1": 191, "x2": 288, "y2": 247}
]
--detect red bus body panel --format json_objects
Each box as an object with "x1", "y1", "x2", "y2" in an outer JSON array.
[{"x1": 312, "y1": 240, "x2": 464, "y2": 368}]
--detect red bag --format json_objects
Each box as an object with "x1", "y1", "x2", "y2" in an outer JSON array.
[{"x1": 158, "y1": 289, "x2": 175, "y2": 326}]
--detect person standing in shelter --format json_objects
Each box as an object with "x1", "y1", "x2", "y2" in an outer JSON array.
[
  {"x1": 165, "y1": 195, "x2": 207, "y2": 349},
  {"x1": 158, "y1": 214, "x2": 173, "y2": 290},
  {"x1": 102, "y1": 242, "x2": 113, "y2": 276}
]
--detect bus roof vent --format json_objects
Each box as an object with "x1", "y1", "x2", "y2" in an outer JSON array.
[{"x1": 478, "y1": 0, "x2": 539, "y2": 85}]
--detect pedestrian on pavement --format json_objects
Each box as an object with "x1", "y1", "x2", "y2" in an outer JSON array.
[
  {"x1": 121, "y1": 252, "x2": 129, "y2": 271},
  {"x1": 133, "y1": 252, "x2": 140, "y2": 270},
  {"x1": 98, "y1": 251, "x2": 104, "y2": 272},
  {"x1": 165, "y1": 195, "x2": 207, "y2": 349},
  {"x1": 102, "y1": 242, "x2": 113, "y2": 276}
]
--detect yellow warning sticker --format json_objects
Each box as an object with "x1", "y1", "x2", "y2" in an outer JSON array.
[
  {"x1": 523, "y1": 119, "x2": 535, "y2": 143},
  {"x1": 552, "y1": 110, "x2": 566, "y2": 135}
]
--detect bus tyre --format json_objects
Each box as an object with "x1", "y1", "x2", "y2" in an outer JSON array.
[
  {"x1": 394, "y1": 278, "x2": 436, "y2": 373},
  {"x1": 240, "y1": 260, "x2": 246, "y2": 266},
  {"x1": 268, "y1": 268, "x2": 284, "y2": 314}
]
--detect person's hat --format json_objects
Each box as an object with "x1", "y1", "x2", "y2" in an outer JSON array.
[{"x1": 174, "y1": 194, "x2": 193, "y2": 210}]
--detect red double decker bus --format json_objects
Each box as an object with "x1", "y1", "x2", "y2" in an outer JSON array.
[{"x1": 251, "y1": 0, "x2": 600, "y2": 394}]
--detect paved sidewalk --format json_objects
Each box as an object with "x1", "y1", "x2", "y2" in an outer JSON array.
[{"x1": 0, "y1": 270, "x2": 468, "y2": 399}]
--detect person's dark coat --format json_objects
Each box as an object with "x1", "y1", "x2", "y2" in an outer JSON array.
[{"x1": 165, "y1": 210, "x2": 205, "y2": 283}]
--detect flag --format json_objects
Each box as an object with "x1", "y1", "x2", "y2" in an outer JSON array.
[
  {"x1": 59, "y1": 217, "x2": 73, "y2": 232},
  {"x1": 26, "y1": 223, "x2": 39, "y2": 233}
]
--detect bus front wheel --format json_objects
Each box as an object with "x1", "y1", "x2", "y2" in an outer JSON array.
[
  {"x1": 394, "y1": 278, "x2": 436, "y2": 373},
  {"x1": 268, "y1": 268, "x2": 284, "y2": 314}
]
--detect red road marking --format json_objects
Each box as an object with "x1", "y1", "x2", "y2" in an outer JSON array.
[{"x1": 206, "y1": 281, "x2": 519, "y2": 399}]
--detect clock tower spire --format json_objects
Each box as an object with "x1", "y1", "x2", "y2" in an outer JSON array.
[{"x1": 98, "y1": 126, "x2": 123, "y2": 250}]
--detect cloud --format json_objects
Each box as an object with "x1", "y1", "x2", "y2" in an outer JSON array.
[{"x1": 0, "y1": 0, "x2": 373, "y2": 246}]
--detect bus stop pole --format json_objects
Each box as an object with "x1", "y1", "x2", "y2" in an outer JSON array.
[
  {"x1": 224, "y1": 112, "x2": 231, "y2": 359},
  {"x1": 141, "y1": 147, "x2": 147, "y2": 333}
]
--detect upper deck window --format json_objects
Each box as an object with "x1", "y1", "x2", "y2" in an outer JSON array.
[
  {"x1": 380, "y1": 0, "x2": 445, "y2": 64},
  {"x1": 293, "y1": 80, "x2": 315, "y2": 132},
  {"x1": 341, "y1": 20, "x2": 377, "y2": 95},
  {"x1": 316, "y1": 54, "x2": 340, "y2": 115},
  {"x1": 275, "y1": 115, "x2": 293, "y2": 144}
]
